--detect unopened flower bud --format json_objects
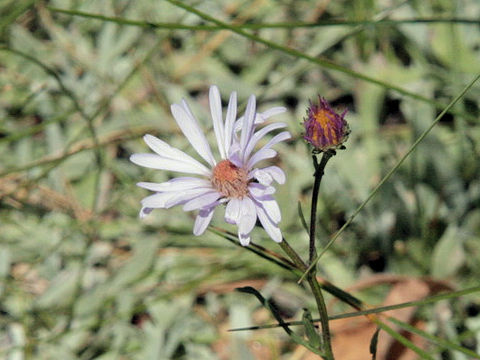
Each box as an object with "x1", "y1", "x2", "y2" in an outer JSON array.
[{"x1": 303, "y1": 97, "x2": 349, "y2": 152}]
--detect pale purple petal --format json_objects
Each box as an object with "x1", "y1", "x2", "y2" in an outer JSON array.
[
  {"x1": 165, "y1": 187, "x2": 216, "y2": 208},
  {"x1": 141, "y1": 192, "x2": 179, "y2": 209},
  {"x1": 238, "y1": 197, "x2": 257, "y2": 246},
  {"x1": 228, "y1": 155, "x2": 244, "y2": 171},
  {"x1": 259, "y1": 107, "x2": 287, "y2": 120},
  {"x1": 209, "y1": 86, "x2": 226, "y2": 159},
  {"x1": 143, "y1": 135, "x2": 210, "y2": 172},
  {"x1": 130, "y1": 154, "x2": 211, "y2": 176},
  {"x1": 180, "y1": 99, "x2": 197, "y2": 122},
  {"x1": 137, "y1": 177, "x2": 211, "y2": 192},
  {"x1": 139, "y1": 187, "x2": 214, "y2": 211},
  {"x1": 247, "y1": 148, "x2": 277, "y2": 169},
  {"x1": 227, "y1": 141, "x2": 242, "y2": 167},
  {"x1": 234, "y1": 107, "x2": 287, "y2": 132},
  {"x1": 254, "y1": 195, "x2": 281, "y2": 224},
  {"x1": 261, "y1": 131, "x2": 291, "y2": 150},
  {"x1": 193, "y1": 205, "x2": 216, "y2": 235},
  {"x1": 250, "y1": 166, "x2": 286, "y2": 185},
  {"x1": 248, "y1": 183, "x2": 275, "y2": 198},
  {"x1": 171, "y1": 103, "x2": 216, "y2": 166},
  {"x1": 245, "y1": 132, "x2": 289, "y2": 169},
  {"x1": 224, "y1": 91, "x2": 237, "y2": 157},
  {"x1": 255, "y1": 203, "x2": 283, "y2": 243},
  {"x1": 245, "y1": 131, "x2": 290, "y2": 169},
  {"x1": 183, "y1": 191, "x2": 222, "y2": 211},
  {"x1": 243, "y1": 123, "x2": 287, "y2": 161},
  {"x1": 239, "y1": 235, "x2": 250, "y2": 246},
  {"x1": 239, "y1": 95, "x2": 256, "y2": 158},
  {"x1": 225, "y1": 198, "x2": 242, "y2": 224},
  {"x1": 139, "y1": 207, "x2": 153, "y2": 218},
  {"x1": 233, "y1": 119, "x2": 243, "y2": 133}
]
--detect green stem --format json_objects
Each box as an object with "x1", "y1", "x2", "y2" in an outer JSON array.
[
  {"x1": 309, "y1": 151, "x2": 334, "y2": 263},
  {"x1": 279, "y1": 239, "x2": 334, "y2": 359},
  {"x1": 307, "y1": 274, "x2": 334, "y2": 360},
  {"x1": 307, "y1": 151, "x2": 335, "y2": 359},
  {"x1": 278, "y1": 239, "x2": 307, "y2": 270}
]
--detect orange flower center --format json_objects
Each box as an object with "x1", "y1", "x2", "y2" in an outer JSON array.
[
  {"x1": 211, "y1": 160, "x2": 249, "y2": 198},
  {"x1": 312, "y1": 109, "x2": 338, "y2": 145}
]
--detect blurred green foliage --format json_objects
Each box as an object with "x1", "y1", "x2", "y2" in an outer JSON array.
[{"x1": 1, "y1": 0, "x2": 480, "y2": 358}]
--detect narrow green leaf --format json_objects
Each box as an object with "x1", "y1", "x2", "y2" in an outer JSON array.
[
  {"x1": 302, "y1": 308, "x2": 322, "y2": 349},
  {"x1": 48, "y1": 7, "x2": 480, "y2": 30},
  {"x1": 297, "y1": 201, "x2": 309, "y2": 235},
  {"x1": 388, "y1": 317, "x2": 480, "y2": 359},
  {"x1": 236, "y1": 286, "x2": 289, "y2": 333},
  {"x1": 235, "y1": 287, "x2": 324, "y2": 356},
  {"x1": 230, "y1": 286, "x2": 480, "y2": 331},
  {"x1": 374, "y1": 320, "x2": 435, "y2": 360},
  {"x1": 209, "y1": 227, "x2": 297, "y2": 272}
]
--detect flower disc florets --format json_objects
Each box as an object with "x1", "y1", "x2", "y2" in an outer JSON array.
[
  {"x1": 303, "y1": 96, "x2": 349, "y2": 152},
  {"x1": 212, "y1": 160, "x2": 249, "y2": 198}
]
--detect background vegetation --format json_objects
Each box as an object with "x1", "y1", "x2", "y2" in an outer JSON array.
[{"x1": 1, "y1": 0, "x2": 479, "y2": 358}]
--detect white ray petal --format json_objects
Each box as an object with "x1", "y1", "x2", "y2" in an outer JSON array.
[
  {"x1": 209, "y1": 86, "x2": 226, "y2": 159},
  {"x1": 136, "y1": 177, "x2": 211, "y2": 192},
  {"x1": 246, "y1": 132, "x2": 289, "y2": 169},
  {"x1": 262, "y1": 131, "x2": 291, "y2": 150},
  {"x1": 227, "y1": 141, "x2": 242, "y2": 167},
  {"x1": 256, "y1": 203, "x2": 283, "y2": 243},
  {"x1": 181, "y1": 99, "x2": 197, "y2": 121},
  {"x1": 143, "y1": 134, "x2": 210, "y2": 171},
  {"x1": 225, "y1": 198, "x2": 241, "y2": 224},
  {"x1": 238, "y1": 197, "x2": 257, "y2": 245},
  {"x1": 239, "y1": 235, "x2": 250, "y2": 246},
  {"x1": 193, "y1": 205, "x2": 216, "y2": 235},
  {"x1": 259, "y1": 107, "x2": 287, "y2": 119},
  {"x1": 224, "y1": 91, "x2": 237, "y2": 157},
  {"x1": 171, "y1": 103, "x2": 215, "y2": 166},
  {"x1": 251, "y1": 166, "x2": 286, "y2": 185},
  {"x1": 249, "y1": 169, "x2": 272, "y2": 185},
  {"x1": 243, "y1": 123, "x2": 287, "y2": 161},
  {"x1": 247, "y1": 149, "x2": 277, "y2": 169},
  {"x1": 164, "y1": 187, "x2": 216, "y2": 208},
  {"x1": 254, "y1": 195, "x2": 281, "y2": 224},
  {"x1": 234, "y1": 106, "x2": 287, "y2": 132},
  {"x1": 139, "y1": 207, "x2": 153, "y2": 218},
  {"x1": 130, "y1": 154, "x2": 210, "y2": 176},
  {"x1": 141, "y1": 192, "x2": 178, "y2": 209},
  {"x1": 248, "y1": 183, "x2": 275, "y2": 198},
  {"x1": 240, "y1": 95, "x2": 256, "y2": 158},
  {"x1": 183, "y1": 191, "x2": 221, "y2": 211}
]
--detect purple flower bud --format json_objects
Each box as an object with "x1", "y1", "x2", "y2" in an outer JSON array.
[{"x1": 303, "y1": 97, "x2": 349, "y2": 152}]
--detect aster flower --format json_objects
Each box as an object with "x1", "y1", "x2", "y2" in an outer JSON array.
[
  {"x1": 130, "y1": 86, "x2": 290, "y2": 245},
  {"x1": 303, "y1": 96, "x2": 349, "y2": 152}
]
